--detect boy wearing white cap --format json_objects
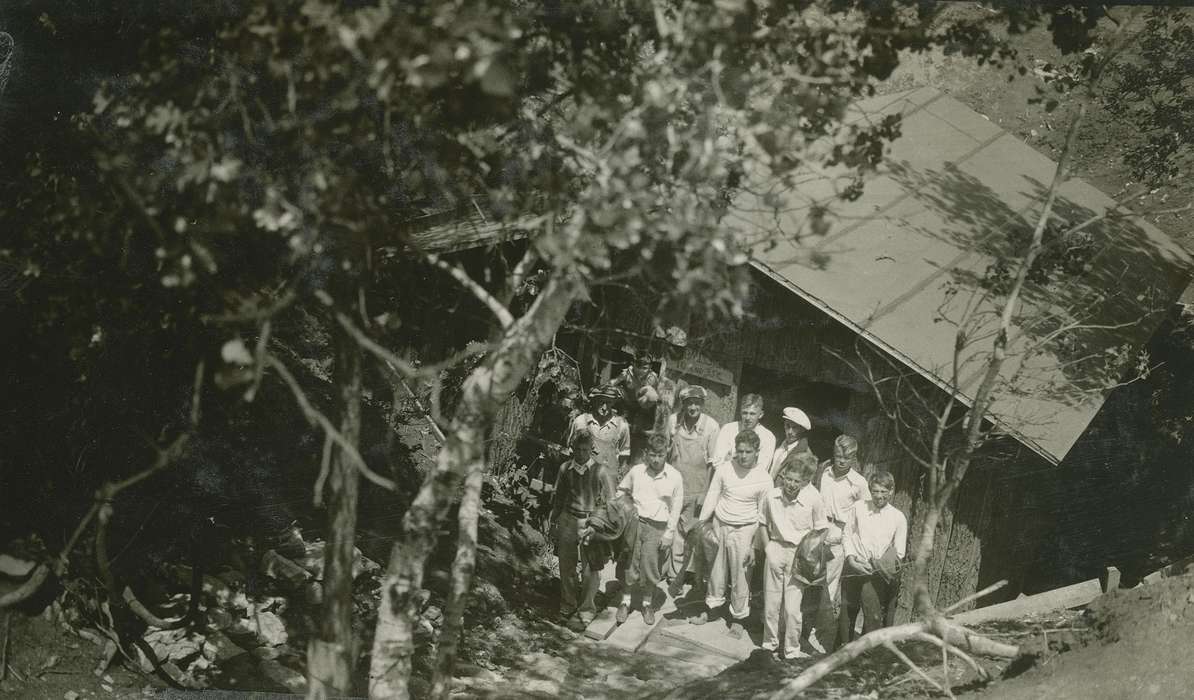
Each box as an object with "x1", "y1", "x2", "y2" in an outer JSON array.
[{"x1": 769, "y1": 407, "x2": 813, "y2": 479}]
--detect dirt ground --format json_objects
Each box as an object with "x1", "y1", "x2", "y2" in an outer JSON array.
[{"x1": 979, "y1": 572, "x2": 1194, "y2": 700}]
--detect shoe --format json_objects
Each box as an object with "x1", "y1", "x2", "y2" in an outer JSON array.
[
  {"x1": 728, "y1": 621, "x2": 746, "y2": 639},
  {"x1": 615, "y1": 603, "x2": 630, "y2": 625},
  {"x1": 760, "y1": 641, "x2": 778, "y2": 652},
  {"x1": 565, "y1": 616, "x2": 589, "y2": 633},
  {"x1": 783, "y1": 649, "x2": 810, "y2": 661},
  {"x1": 558, "y1": 607, "x2": 577, "y2": 623},
  {"x1": 642, "y1": 605, "x2": 656, "y2": 626},
  {"x1": 688, "y1": 609, "x2": 710, "y2": 626},
  {"x1": 803, "y1": 631, "x2": 827, "y2": 655},
  {"x1": 667, "y1": 577, "x2": 684, "y2": 599}
]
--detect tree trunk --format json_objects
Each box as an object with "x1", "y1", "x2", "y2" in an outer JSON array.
[
  {"x1": 307, "y1": 329, "x2": 363, "y2": 699},
  {"x1": 368, "y1": 271, "x2": 584, "y2": 699},
  {"x1": 428, "y1": 462, "x2": 484, "y2": 699}
]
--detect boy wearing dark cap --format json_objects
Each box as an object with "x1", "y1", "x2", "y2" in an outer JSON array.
[
  {"x1": 662, "y1": 384, "x2": 720, "y2": 596},
  {"x1": 551, "y1": 430, "x2": 616, "y2": 630}
]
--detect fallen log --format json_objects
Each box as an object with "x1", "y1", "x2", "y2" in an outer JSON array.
[{"x1": 950, "y1": 578, "x2": 1102, "y2": 625}]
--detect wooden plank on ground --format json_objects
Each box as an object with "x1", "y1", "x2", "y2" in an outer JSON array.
[
  {"x1": 584, "y1": 606, "x2": 620, "y2": 641},
  {"x1": 951, "y1": 578, "x2": 1102, "y2": 624},
  {"x1": 604, "y1": 609, "x2": 659, "y2": 652},
  {"x1": 658, "y1": 621, "x2": 756, "y2": 661},
  {"x1": 640, "y1": 636, "x2": 741, "y2": 672},
  {"x1": 652, "y1": 625, "x2": 743, "y2": 662}
]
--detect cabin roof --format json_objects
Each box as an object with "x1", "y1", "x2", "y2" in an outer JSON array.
[{"x1": 740, "y1": 86, "x2": 1191, "y2": 463}]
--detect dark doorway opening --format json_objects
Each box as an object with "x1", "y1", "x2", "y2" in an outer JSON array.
[{"x1": 738, "y1": 364, "x2": 855, "y2": 460}]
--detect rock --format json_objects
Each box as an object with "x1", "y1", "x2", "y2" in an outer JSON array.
[
  {"x1": 262, "y1": 550, "x2": 311, "y2": 585},
  {"x1": 202, "y1": 630, "x2": 245, "y2": 662},
  {"x1": 524, "y1": 679, "x2": 561, "y2": 695},
  {"x1": 455, "y1": 662, "x2": 500, "y2": 682},
  {"x1": 258, "y1": 658, "x2": 305, "y2": 693},
  {"x1": 301, "y1": 541, "x2": 382, "y2": 580},
  {"x1": 64, "y1": 692, "x2": 80, "y2": 700},
  {"x1": 253, "y1": 610, "x2": 288, "y2": 647},
  {"x1": 251, "y1": 645, "x2": 284, "y2": 660}
]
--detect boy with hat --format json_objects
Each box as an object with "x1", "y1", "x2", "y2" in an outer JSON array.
[
  {"x1": 550, "y1": 430, "x2": 616, "y2": 630},
  {"x1": 569, "y1": 385, "x2": 631, "y2": 481},
  {"x1": 662, "y1": 384, "x2": 720, "y2": 595},
  {"x1": 769, "y1": 407, "x2": 813, "y2": 479},
  {"x1": 611, "y1": 350, "x2": 661, "y2": 462}
]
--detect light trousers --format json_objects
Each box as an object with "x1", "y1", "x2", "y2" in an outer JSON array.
[
  {"x1": 824, "y1": 523, "x2": 846, "y2": 610},
  {"x1": 763, "y1": 540, "x2": 807, "y2": 654},
  {"x1": 703, "y1": 517, "x2": 757, "y2": 620}
]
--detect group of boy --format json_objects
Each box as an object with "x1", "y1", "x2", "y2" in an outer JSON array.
[{"x1": 550, "y1": 381, "x2": 908, "y2": 660}]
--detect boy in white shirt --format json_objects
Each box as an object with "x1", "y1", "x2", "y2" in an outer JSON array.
[
  {"x1": 616, "y1": 433, "x2": 683, "y2": 626},
  {"x1": 713, "y1": 394, "x2": 777, "y2": 470},
  {"x1": 840, "y1": 470, "x2": 907, "y2": 642},
  {"x1": 755, "y1": 451, "x2": 827, "y2": 659},
  {"x1": 817, "y1": 434, "x2": 870, "y2": 636},
  {"x1": 691, "y1": 430, "x2": 773, "y2": 636}
]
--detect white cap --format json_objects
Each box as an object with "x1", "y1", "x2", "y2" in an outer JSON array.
[{"x1": 781, "y1": 407, "x2": 811, "y2": 430}]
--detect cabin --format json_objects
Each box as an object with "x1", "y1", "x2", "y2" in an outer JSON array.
[{"x1": 410, "y1": 86, "x2": 1191, "y2": 617}]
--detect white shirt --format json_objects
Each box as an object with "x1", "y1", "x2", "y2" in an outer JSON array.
[
  {"x1": 618, "y1": 463, "x2": 684, "y2": 534},
  {"x1": 702, "y1": 460, "x2": 773, "y2": 526},
  {"x1": 819, "y1": 468, "x2": 870, "y2": 525},
  {"x1": 714, "y1": 422, "x2": 776, "y2": 470},
  {"x1": 760, "y1": 484, "x2": 828, "y2": 546},
  {"x1": 844, "y1": 500, "x2": 908, "y2": 561}
]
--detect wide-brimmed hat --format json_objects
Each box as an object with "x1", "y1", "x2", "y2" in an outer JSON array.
[
  {"x1": 589, "y1": 385, "x2": 620, "y2": 400},
  {"x1": 781, "y1": 407, "x2": 811, "y2": 430},
  {"x1": 678, "y1": 385, "x2": 707, "y2": 402}
]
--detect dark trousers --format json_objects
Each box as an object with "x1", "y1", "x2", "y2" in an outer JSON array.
[
  {"x1": 555, "y1": 512, "x2": 600, "y2": 616},
  {"x1": 838, "y1": 574, "x2": 899, "y2": 646},
  {"x1": 628, "y1": 518, "x2": 666, "y2": 597}
]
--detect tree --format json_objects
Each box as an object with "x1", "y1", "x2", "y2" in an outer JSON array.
[{"x1": 2, "y1": 0, "x2": 1100, "y2": 698}]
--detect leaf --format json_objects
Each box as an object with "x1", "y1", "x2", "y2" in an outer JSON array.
[
  {"x1": 221, "y1": 338, "x2": 253, "y2": 365},
  {"x1": 479, "y1": 58, "x2": 515, "y2": 97}
]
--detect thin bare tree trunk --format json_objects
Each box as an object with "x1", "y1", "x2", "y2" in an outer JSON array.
[
  {"x1": 428, "y1": 462, "x2": 485, "y2": 699},
  {"x1": 368, "y1": 272, "x2": 584, "y2": 699},
  {"x1": 308, "y1": 330, "x2": 363, "y2": 699}
]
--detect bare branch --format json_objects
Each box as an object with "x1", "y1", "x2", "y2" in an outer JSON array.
[
  {"x1": 912, "y1": 632, "x2": 990, "y2": 682},
  {"x1": 266, "y1": 354, "x2": 397, "y2": 492},
  {"x1": 426, "y1": 253, "x2": 515, "y2": 329},
  {"x1": 243, "y1": 319, "x2": 271, "y2": 403},
  {"x1": 943, "y1": 579, "x2": 1007, "y2": 614},
  {"x1": 317, "y1": 289, "x2": 492, "y2": 381},
  {"x1": 122, "y1": 586, "x2": 189, "y2": 630},
  {"x1": 885, "y1": 640, "x2": 950, "y2": 697},
  {"x1": 508, "y1": 245, "x2": 540, "y2": 300},
  {"x1": 313, "y1": 431, "x2": 333, "y2": 507}
]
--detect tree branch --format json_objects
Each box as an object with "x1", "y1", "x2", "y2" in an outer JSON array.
[
  {"x1": 266, "y1": 354, "x2": 397, "y2": 492},
  {"x1": 885, "y1": 640, "x2": 949, "y2": 697},
  {"x1": 426, "y1": 254, "x2": 514, "y2": 329}
]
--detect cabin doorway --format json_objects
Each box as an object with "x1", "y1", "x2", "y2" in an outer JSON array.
[{"x1": 738, "y1": 364, "x2": 859, "y2": 461}]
